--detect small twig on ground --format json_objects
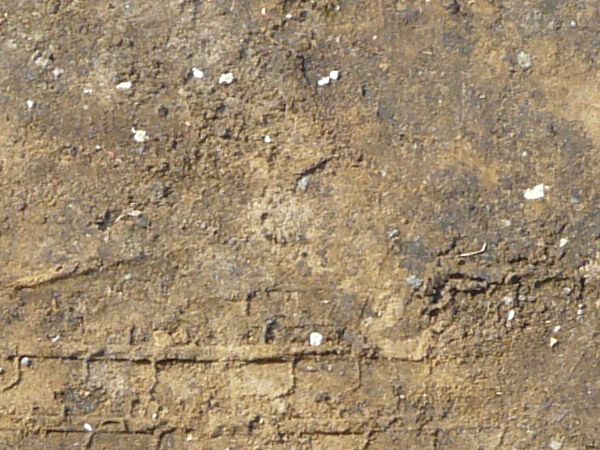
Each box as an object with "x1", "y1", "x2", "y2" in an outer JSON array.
[{"x1": 458, "y1": 242, "x2": 487, "y2": 258}]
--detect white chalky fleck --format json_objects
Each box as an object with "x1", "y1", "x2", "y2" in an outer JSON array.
[
  {"x1": 192, "y1": 67, "x2": 204, "y2": 79},
  {"x1": 83, "y1": 423, "x2": 93, "y2": 432},
  {"x1": 26, "y1": 100, "x2": 35, "y2": 109},
  {"x1": 52, "y1": 67, "x2": 64, "y2": 78},
  {"x1": 507, "y1": 310, "x2": 516, "y2": 321},
  {"x1": 131, "y1": 128, "x2": 148, "y2": 143},
  {"x1": 329, "y1": 70, "x2": 340, "y2": 80},
  {"x1": 517, "y1": 51, "x2": 533, "y2": 69},
  {"x1": 264, "y1": 135, "x2": 272, "y2": 144},
  {"x1": 549, "y1": 337, "x2": 559, "y2": 348},
  {"x1": 317, "y1": 76, "x2": 330, "y2": 87},
  {"x1": 502, "y1": 296, "x2": 514, "y2": 306},
  {"x1": 219, "y1": 72, "x2": 234, "y2": 85},
  {"x1": 116, "y1": 81, "x2": 132, "y2": 90},
  {"x1": 559, "y1": 238, "x2": 568, "y2": 248},
  {"x1": 524, "y1": 183, "x2": 545, "y2": 200},
  {"x1": 20, "y1": 357, "x2": 32, "y2": 367},
  {"x1": 297, "y1": 175, "x2": 310, "y2": 192},
  {"x1": 549, "y1": 439, "x2": 562, "y2": 450},
  {"x1": 309, "y1": 332, "x2": 324, "y2": 346}
]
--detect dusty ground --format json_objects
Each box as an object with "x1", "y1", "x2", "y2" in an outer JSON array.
[{"x1": 0, "y1": 0, "x2": 599, "y2": 448}]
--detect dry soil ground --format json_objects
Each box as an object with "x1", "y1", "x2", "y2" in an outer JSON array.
[{"x1": 1, "y1": 0, "x2": 600, "y2": 449}]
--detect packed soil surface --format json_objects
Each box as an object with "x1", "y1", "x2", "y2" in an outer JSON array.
[{"x1": 1, "y1": 0, "x2": 599, "y2": 449}]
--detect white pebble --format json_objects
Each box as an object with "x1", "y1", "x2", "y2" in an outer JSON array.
[
  {"x1": 219, "y1": 72, "x2": 234, "y2": 85},
  {"x1": 549, "y1": 439, "x2": 562, "y2": 450},
  {"x1": 83, "y1": 423, "x2": 93, "y2": 432},
  {"x1": 131, "y1": 128, "x2": 148, "y2": 143},
  {"x1": 329, "y1": 70, "x2": 340, "y2": 80},
  {"x1": 116, "y1": 81, "x2": 132, "y2": 90},
  {"x1": 559, "y1": 238, "x2": 568, "y2": 248},
  {"x1": 20, "y1": 357, "x2": 32, "y2": 367},
  {"x1": 523, "y1": 183, "x2": 545, "y2": 200},
  {"x1": 507, "y1": 309, "x2": 516, "y2": 322},
  {"x1": 517, "y1": 51, "x2": 533, "y2": 69},
  {"x1": 264, "y1": 135, "x2": 272, "y2": 144},
  {"x1": 26, "y1": 100, "x2": 35, "y2": 109},
  {"x1": 317, "y1": 76, "x2": 330, "y2": 87},
  {"x1": 549, "y1": 337, "x2": 558, "y2": 348},
  {"x1": 552, "y1": 325, "x2": 561, "y2": 333},
  {"x1": 52, "y1": 67, "x2": 64, "y2": 78},
  {"x1": 297, "y1": 175, "x2": 311, "y2": 192},
  {"x1": 192, "y1": 68, "x2": 205, "y2": 79},
  {"x1": 309, "y1": 331, "x2": 324, "y2": 346}
]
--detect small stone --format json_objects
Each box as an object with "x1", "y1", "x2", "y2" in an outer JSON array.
[
  {"x1": 549, "y1": 439, "x2": 562, "y2": 450},
  {"x1": 406, "y1": 275, "x2": 423, "y2": 289},
  {"x1": 83, "y1": 423, "x2": 93, "y2": 432},
  {"x1": 549, "y1": 337, "x2": 558, "y2": 348},
  {"x1": 52, "y1": 67, "x2": 64, "y2": 78},
  {"x1": 329, "y1": 70, "x2": 340, "y2": 80},
  {"x1": 116, "y1": 81, "x2": 132, "y2": 90},
  {"x1": 387, "y1": 229, "x2": 400, "y2": 240},
  {"x1": 501, "y1": 296, "x2": 514, "y2": 306},
  {"x1": 0, "y1": 367, "x2": 4, "y2": 374},
  {"x1": 131, "y1": 128, "x2": 148, "y2": 143},
  {"x1": 264, "y1": 135, "x2": 272, "y2": 144},
  {"x1": 219, "y1": 72, "x2": 234, "y2": 85},
  {"x1": 309, "y1": 332, "x2": 324, "y2": 346},
  {"x1": 523, "y1": 183, "x2": 545, "y2": 200},
  {"x1": 507, "y1": 309, "x2": 516, "y2": 321},
  {"x1": 192, "y1": 67, "x2": 205, "y2": 79},
  {"x1": 20, "y1": 357, "x2": 32, "y2": 367},
  {"x1": 552, "y1": 325, "x2": 561, "y2": 333},
  {"x1": 517, "y1": 51, "x2": 533, "y2": 69},
  {"x1": 26, "y1": 100, "x2": 35, "y2": 109},
  {"x1": 297, "y1": 175, "x2": 310, "y2": 192},
  {"x1": 34, "y1": 55, "x2": 51, "y2": 68},
  {"x1": 559, "y1": 238, "x2": 568, "y2": 248},
  {"x1": 317, "y1": 76, "x2": 330, "y2": 87}
]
